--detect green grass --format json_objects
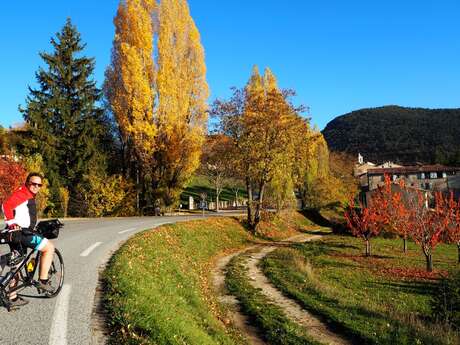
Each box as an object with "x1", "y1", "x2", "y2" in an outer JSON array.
[
  {"x1": 225, "y1": 252, "x2": 323, "y2": 345},
  {"x1": 180, "y1": 174, "x2": 247, "y2": 207},
  {"x1": 261, "y1": 235, "x2": 460, "y2": 345},
  {"x1": 104, "y1": 218, "x2": 251, "y2": 345},
  {"x1": 103, "y1": 211, "x2": 312, "y2": 344}
]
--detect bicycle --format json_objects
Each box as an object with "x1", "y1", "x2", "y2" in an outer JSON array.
[{"x1": 0, "y1": 219, "x2": 65, "y2": 311}]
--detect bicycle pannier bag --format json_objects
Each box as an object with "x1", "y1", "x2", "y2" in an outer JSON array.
[{"x1": 36, "y1": 219, "x2": 63, "y2": 239}]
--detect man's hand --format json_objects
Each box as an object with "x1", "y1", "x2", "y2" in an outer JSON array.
[{"x1": 7, "y1": 224, "x2": 19, "y2": 231}]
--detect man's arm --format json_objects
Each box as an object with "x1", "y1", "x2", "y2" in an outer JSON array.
[{"x1": 2, "y1": 190, "x2": 24, "y2": 226}]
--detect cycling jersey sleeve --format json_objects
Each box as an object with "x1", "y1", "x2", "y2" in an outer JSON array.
[
  {"x1": 2, "y1": 186, "x2": 33, "y2": 227},
  {"x1": 2, "y1": 191, "x2": 24, "y2": 225}
]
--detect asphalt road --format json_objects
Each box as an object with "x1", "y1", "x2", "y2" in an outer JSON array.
[{"x1": 0, "y1": 214, "x2": 230, "y2": 345}]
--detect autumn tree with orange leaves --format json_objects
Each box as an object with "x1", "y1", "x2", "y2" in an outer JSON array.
[
  {"x1": 442, "y1": 193, "x2": 460, "y2": 263},
  {"x1": 0, "y1": 157, "x2": 27, "y2": 205},
  {"x1": 371, "y1": 175, "x2": 411, "y2": 252},
  {"x1": 380, "y1": 178, "x2": 452, "y2": 271},
  {"x1": 406, "y1": 191, "x2": 450, "y2": 272},
  {"x1": 354, "y1": 175, "x2": 453, "y2": 271},
  {"x1": 345, "y1": 200, "x2": 382, "y2": 256},
  {"x1": 447, "y1": 218, "x2": 460, "y2": 263}
]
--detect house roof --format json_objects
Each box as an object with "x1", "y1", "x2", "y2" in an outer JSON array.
[{"x1": 367, "y1": 164, "x2": 460, "y2": 175}]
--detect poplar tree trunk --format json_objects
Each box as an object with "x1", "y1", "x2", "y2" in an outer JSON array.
[{"x1": 403, "y1": 238, "x2": 407, "y2": 253}]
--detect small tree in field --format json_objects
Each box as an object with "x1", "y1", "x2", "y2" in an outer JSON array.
[
  {"x1": 406, "y1": 191, "x2": 448, "y2": 272},
  {"x1": 200, "y1": 134, "x2": 233, "y2": 212},
  {"x1": 372, "y1": 175, "x2": 411, "y2": 252},
  {"x1": 444, "y1": 193, "x2": 460, "y2": 264},
  {"x1": 345, "y1": 200, "x2": 381, "y2": 256},
  {"x1": 448, "y1": 221, "x2": 460, "y2": 264}
]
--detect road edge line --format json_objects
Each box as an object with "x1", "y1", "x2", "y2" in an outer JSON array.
[{"x1": 49, "y1": 284, "x2": 71, "y2": 345}]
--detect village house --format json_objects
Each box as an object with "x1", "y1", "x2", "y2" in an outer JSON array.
[
  {"x1": 354, "y1": 154, "x2": 460, "y2": 205},
  {"x1": 354, "y1": 153, "x2": 402, "y2": 190},
  {"x1": 366, "y1": 165, "x2": 460, "y2": 192}
]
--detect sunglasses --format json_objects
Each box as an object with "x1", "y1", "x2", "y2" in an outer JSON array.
[{"x1": 29, "y1": 182, "x2": 43, "y2": 187}]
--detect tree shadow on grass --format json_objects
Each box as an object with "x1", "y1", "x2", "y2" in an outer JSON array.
[
  {"x1": 368, "y1": 280, "x2": 437, "y2": 296},
  {"x1": 300, "y1": 209, "x2": 349, "y2": 234},
  {"x1": 371, "y1": 254, "x2": 396, "y2": 260},
  {"x1": 301, "y1": 229, "x2": 333, "y2": 236},
  {"x1": 291, "y1": 242, "x2": 331, "y2": 256},
  {"x1": 319, "y1": 242, "x2": 361, "y2": 251},
  {"x1": 301, "y1": 209, "x2": 334, "y2": 227}
]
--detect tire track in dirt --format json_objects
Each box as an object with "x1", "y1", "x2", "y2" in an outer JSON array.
[
  {"x1": 212, "y1": 234, "x2": 353, "y2": 345},
  {"x1": 212, "y1": 247, "x2": 267, "y2": 345}
]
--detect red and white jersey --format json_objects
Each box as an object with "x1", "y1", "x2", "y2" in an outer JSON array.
[{"x1": 2, "y1": 185, "x2": 37, "y2": 229}]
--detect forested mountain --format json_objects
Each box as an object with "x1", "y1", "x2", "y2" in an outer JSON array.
[{"x1": 322, "y1": 106, "x2": 460, "y2": 165}]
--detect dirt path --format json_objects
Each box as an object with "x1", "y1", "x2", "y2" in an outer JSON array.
[
  {"x1": 212, "y1": 247, "x2": 267, "y2": 345},
  {"x1": 212, "y1": 234, "x2": 353, "y2": 345}
]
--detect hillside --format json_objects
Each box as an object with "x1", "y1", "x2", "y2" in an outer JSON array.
[{"x1": 322, "y1": 106, "x2": 460, "y2": 164}]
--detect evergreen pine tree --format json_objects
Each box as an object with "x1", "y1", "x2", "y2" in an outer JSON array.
[{"x1": 21, "y1": 18, "x2": 110, "y2": 216}]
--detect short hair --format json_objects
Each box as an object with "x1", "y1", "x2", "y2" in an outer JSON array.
[{"x1": 26, "y1": 172, "x2": 43, "y2": 184}]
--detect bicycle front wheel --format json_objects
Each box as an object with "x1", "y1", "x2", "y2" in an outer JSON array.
[{"x1": 42, "y1": 248, "x2": 64, "y2": 298}]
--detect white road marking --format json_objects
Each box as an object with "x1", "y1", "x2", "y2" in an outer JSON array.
[
  {"x1": 117, "y1": 222, "x2": 172, "y2": 235},
  {"x1": 118, "y1": 227, "x2": 137, "y2": 234},
  {"x1": 49, "y1": 284, "x2": 71, "y2": 345},
  {"x1": 79, "y1": 242, "x2": 103, "y2": 257}
]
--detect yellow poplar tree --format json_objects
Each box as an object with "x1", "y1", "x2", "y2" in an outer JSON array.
[
  {"x1": 154, "y1": 0, "x2": 209, "y2": 206},
  {"x1": 302, "y1": 134, "x2": 331, "y2": 208},
  {"x1": 105, "y1": 0, "x2": 157, "y2": 168},
  {"x1": 297, "y1": 132, "x2": 348, "y2": 210},
  {"x1": 106, "y1": 0, "x2": 208, "y2": 209}
]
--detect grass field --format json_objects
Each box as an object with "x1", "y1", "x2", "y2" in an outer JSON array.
[
  {"x1": 180, "y1": 174, "x2": 247, "y2": 208},
  {"x1": 103, "y1": 211, "x2": 312, "y2": 345},
  {"x1": 261, "y1": 233, "x2": 460, "y2": 345}
]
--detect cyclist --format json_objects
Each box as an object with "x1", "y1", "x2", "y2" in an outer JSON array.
[{"x1": 1, "y1": 172, "x2": 55, "y2": 307}]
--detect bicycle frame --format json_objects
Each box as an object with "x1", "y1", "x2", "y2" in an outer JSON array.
[{"x1": 0, "y1": 248, "x2": 41, "y2": 305}]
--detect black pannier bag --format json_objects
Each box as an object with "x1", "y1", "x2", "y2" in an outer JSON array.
[{"x1": 35, "y1": 219, "x2": 63, "y2": 239}]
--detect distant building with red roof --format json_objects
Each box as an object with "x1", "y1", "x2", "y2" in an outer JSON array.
[{"x1": 354, "y1": 154, "x2": 460, "y2": 193}]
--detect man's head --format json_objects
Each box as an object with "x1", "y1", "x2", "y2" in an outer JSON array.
[{"x1": 25, "y1": 172, "x2": 43, "y2": 195}]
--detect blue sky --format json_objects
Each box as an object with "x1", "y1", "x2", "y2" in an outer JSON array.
[{"x1": 1, "y1": 1, "x2": 459, "y2": 130}]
